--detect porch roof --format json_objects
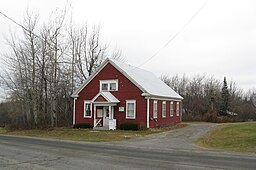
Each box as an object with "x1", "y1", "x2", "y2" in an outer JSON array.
[{"x1": 92, "y1": 91, "x2": 120, "y2": 103}]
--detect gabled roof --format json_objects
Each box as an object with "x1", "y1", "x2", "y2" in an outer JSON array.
[
  {"x1": 92, "y1": 91, "x2": 120, "y2": 103},
  {"x1": 72, "y1": 58, "x2": 183, "y2": 100}
]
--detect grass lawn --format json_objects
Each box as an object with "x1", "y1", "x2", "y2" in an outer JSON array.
[
  {"x1": 196, "y1": 122, "x2": 256, "y2": 153},
  {"x1": 0, "y1": 123, "x2": 187, "y2": 142}
]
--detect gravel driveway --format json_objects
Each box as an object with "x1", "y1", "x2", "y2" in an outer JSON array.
[{"x1": 111, "y1": 123, "x2": 218, "y2": 151}]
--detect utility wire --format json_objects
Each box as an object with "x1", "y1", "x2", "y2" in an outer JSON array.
[
  {"x1": 0, "y1": 11, "x2": 41, "y2": 39},
  {"x1": 0, "y1": 11, "x2": 71, "y2": 63},
  {"x1": 137, "y1": 0, "x2": 209, "y2": 68}
]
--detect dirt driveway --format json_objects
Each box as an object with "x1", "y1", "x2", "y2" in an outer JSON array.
[{"x1": 112, "y1": 123, "x2": 218, "y2": 151}]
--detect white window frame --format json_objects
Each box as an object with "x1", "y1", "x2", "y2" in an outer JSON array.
[
  {"x1": 153, "y1": 100, "x2": 158, "y2": 118},
  {"x1": 101, "y1": 83, "x2": 108, "y2": 91},
  {"x1": 84, "y1": 100, "x2": 92, "y2": 118},
  {"x1": 126, "y1": 100, "x2": 136, "y2": 119},
  {"x1": 100, "y1": 80, "x2": 118, "y2": 91},
  {"x1": 170, "y1": 101, "x2": 174, "y2": 117},
  {"x1": 176, "y1": 102, "x2": 180, "y2": 116},
  {"x1": 162, "y1": 101, "x2": 166, "y2": 118}
]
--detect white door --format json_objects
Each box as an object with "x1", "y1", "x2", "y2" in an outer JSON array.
[{"x1": 103, "y1": 107, "x2": 109, "y2": 126}]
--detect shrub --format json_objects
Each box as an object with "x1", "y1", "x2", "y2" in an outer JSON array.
[
  {"x1": 120, "y1": 122, "x2": 141, "y2": 130},
  {"x1": 203, "y1": 110, "x2": 240, "y2": 123},
  {"x1": 73, "y1": 123, "x2": 92, "y2": 129}
]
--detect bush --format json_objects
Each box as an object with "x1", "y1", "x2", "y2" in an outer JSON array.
[
  {"x1": 73, "y1": 123, "x2": 92, "y2": 129},
  {"x1": 203, "y1": 110, "x2": 240, "y2": 123},
  {"x1": 120, "y1": 122, "x2": 141, "y2": 130}
]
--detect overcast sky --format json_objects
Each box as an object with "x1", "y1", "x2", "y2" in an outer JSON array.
[{"x1": 0, "y1": 0, "x2": 256, "y2": 100}]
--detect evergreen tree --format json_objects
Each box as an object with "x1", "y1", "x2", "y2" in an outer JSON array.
[{"x1": 220, "y1": 77, "x2": 230, "y2": 116}]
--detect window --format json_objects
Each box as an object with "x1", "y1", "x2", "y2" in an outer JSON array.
[
  {"x1": 153, "y1": 100, "x2": 158, "y2": 118},
  {"x1": 84, "y1": 101, "x2": 92, "y2": 118},
  {"x1": 176, "y1": 102, "x2": 180, "y2": 116},
  {"x1": 100, "y1": 80, "x2": 118, "y2": 91},
  {"x1": 110, "y1": 82, "x2": 117, "y2": 91},
  {"x1": 126, "y1": 100, "x2": 136, "y2": 119},
  {"x1": 101, "y1": 83, "x2": 108, "y2": 91},
  {"x1": 162, "y1": 101, "x2": 166, "y2": 118},
  {"x1": 170, "y1": 101, "x2": 174, "y2": 117}
]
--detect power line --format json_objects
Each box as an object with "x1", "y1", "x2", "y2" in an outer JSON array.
[
  {"x1": 0, "y1": 11, "x2": 41, "y2": 39},
  {"x1": 137, "y1": 0, "x2": 209, "y2": 68},
  {"x1": 0, "y1": 11, "x2": 71, "y2": 61}
]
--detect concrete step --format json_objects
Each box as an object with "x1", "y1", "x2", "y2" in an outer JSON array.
[{"x1": 93, "y1": 126, "x2": 109, "y2": 130}]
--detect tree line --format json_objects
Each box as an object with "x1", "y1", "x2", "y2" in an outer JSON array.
[{"x1": 161, "y1": 74, "x2": 256, "y2": 122}]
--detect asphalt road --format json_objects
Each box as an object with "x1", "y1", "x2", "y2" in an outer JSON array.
[{"x1": 0, "y1": 124, "x2": 256, "y2": 170}]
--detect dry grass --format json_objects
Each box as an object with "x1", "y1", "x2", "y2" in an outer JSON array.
[
  {"x1": 196, "y1": 122, "x2": 256, "y2": 153},
  {"x1": 0, "y1": 123, "x2": 187, "y2": 142}
]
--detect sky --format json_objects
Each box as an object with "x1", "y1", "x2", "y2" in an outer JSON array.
[{"x1": 0, "y1": 0, "x2": 256, "y2": 100}]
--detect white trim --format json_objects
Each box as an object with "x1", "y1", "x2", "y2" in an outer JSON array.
[
  {"x1": 148, "y1": 96, "x2": 182, "y2": 102},
  {"x1": 99, "y1": 79, "x2": 118, "y2": 92},
  {"x1": 176, "y1": 102, "x2": 180, "y2": 116},
  {"x1": 170, "y1": 101, "x2": 174, "y2": 117},
  {"x1": 72, "y1": 58, "x2": 183, "y2": 100},
  {"x1": 180, "y1": 102, "x2": 182, "y2": 121},
  {"x1": 93, "y1": 105, "x2": 96, "y2": 127},
  {"x1": 162, "y1": 101, "x2": 166, "y2": 118},
  {"x1": 71, "y1": 59, "x2": 110, "y2": 97},
  {"x1": 126, "y1": 100, "x2": 136, "y2": 119},
  {"x1": 84, "y1": 100, "x2": 92, "y2": 118},
  {"x1": 146, "y1": 98, "x2": 150, "y2": 128},
  {"x1": 72, "y1": 58, "x2": 183, "y2": 101},
  {"x1": 73, "y1": 98, "x2": 77, "y2": 125},
  {"x1": 92, "y1": 91, "x2": 120, "y2": 103},
  {"x1": 109, "y1": 60, "x2": 147, "y2": 93},
  {"x1": 153, "y1": 100, "x2": 158, "y2": 118},
  {"x1": 109, "y1": 105, "x2": 112, "y2": 119},
  {"x1": 94, "y1": 103, "x2": 117, "y2": 106}
]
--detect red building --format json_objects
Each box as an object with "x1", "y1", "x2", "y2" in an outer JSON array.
[{"x1": 71, "y1": 58, "x2": 183, "y2": 130}]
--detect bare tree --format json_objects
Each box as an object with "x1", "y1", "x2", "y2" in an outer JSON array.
[
  {"x1": 69, "y1": 24, "x2": 107, "y2": 84},
  {"x1": 0, "y1": 9, "x2": 120, "y2": 128}
]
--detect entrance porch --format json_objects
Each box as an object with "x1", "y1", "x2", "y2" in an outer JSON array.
[
  {"x1": 92, "y1": 91, "x2": 119, "y2": 130},
  {"x1": 93, "y1": 105, "x2": 116, "y2": 130}
]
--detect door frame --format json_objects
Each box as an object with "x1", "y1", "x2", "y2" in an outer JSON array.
[
  {"x1": 93, "y1": 104, "x2": 116, "y2": 128},
  {"x1": 103, "y1": 106, "x2": 109, "y2": 127}
]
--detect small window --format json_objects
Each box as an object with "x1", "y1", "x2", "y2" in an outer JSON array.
[
  {"x1": 176, "y1": 102, "x2": 180, "y2": 116},
  {"x1": 162, "y1": 101, "x2": 166, "y2": 118},
  {"x1": 126, "y1": 100, "x2": 136, "y2": 119},
  {"x1": 110, "y1": 82, "x2": 117, "y2": 91},
  {"x1": 153, "y1": 100, "x2": 158, "y2": 118},
  {"x1": 84, "y1": 101, "x2": 92, "y2": 118},
  {"x1": 101, "y1": 83, "x2": 108, "y2": 91},
  {"x1": 100, "y1": 80, "x2": 118, "y2": 91},
  {"x1": 170, "y1": 101, "x2": 174, "y2": 117}
]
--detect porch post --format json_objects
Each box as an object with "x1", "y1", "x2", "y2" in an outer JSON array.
[
  {"x1": 94, "y1": 104, "x2": 96, "y2": 127},
  {"x1": 109, "y1": 105, "x2": 112, "y2": 119}
]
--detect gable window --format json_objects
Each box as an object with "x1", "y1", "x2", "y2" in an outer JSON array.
[
  {"x1": 153, "y1": 100, "x2": 158, "y2": 118},
  {"x1": 100, "y1": 80, "x2": 118, "y2": 91},
  {"x1": 110, "y1": 82, "x2": 117, "y2": 91},
  {"x1": 126, "y1": 100, "x2": 136, "y2": 119},
  {"x1": 101, "y1": 83, "x2": 108, "y2": 91},
  {"x1": 176, "y1": 102, "x2": 180, "y2": 116},
  {"x1": 162, "y1": 101, "x2": 166, "y2": 118},
  {"x1": 84, "y1": 101, "x2": 92, "y2": 118},
  {"x1": 170, "y1": 101, "x2": 174, "y2": 117}
]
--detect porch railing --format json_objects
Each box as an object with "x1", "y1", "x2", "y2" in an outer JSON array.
[{"x1": 95, "y1": 118, "x2": 102, "y2": 127}]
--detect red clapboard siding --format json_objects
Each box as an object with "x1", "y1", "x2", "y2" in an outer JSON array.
[
  {"x1": 75, "y1": 63, "x2": 147, "y2": 128},
  {"x1": 74, "y1": 62, "x2": 181, "y2": 128}
]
